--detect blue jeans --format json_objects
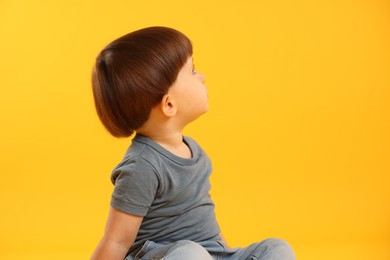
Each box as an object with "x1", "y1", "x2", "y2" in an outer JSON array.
[{"x1": 125, "y1": 238, "x2": 295, "y2": 260}]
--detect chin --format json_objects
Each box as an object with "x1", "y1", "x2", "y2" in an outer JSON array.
[
  {"x1": 190, "y1": 109, "x2": 208, "y2": 123},
  {"x1": 201, "y1": 106, "x2": 209, "y2": 115}
]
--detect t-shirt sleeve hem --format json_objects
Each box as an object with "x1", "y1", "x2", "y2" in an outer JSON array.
[{"x1": 110, "y1": 196, "x2": 149, "y2": 217}]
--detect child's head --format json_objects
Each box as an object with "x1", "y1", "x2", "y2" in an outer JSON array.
[{"x1": 92, "y1": 26, "x2": 193, "y2": 137}]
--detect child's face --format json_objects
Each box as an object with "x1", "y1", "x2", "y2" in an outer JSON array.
[{"x1": 168, "y1": 56, "x2": 208, "y2": 123}]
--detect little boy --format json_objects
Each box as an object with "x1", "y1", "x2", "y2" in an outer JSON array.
[{"x1": 90, "y1": 26, "x2": 295, "y2": 260}]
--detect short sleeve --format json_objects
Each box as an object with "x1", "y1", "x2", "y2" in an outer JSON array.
[{"x1": 110, "y1": 158, "x2": 159, "y2": 216}]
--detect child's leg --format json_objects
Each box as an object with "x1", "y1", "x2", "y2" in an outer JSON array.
[
  {"x1": 126, "y1": 240, "x2": 212, "y2": 260},
  {"x1": 163, "y1": 240, "x2": 213, "y2": 260},
  {"x1": 226, "y1": 238, "x2": 295, "y2": 260}
]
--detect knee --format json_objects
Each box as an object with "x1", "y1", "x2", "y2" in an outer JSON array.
[
  {"x1": 259, "y1": 238, "x2": 295, "y2": 260},
  {"x1": 165, "y1": 240, "x2": 212, "y2": 260}
]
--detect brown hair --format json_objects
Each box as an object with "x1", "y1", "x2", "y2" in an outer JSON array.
[{"x1": 92, "y1": 26, "x2": 193, "y2": 137}]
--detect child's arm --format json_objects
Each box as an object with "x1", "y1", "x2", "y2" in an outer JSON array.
[{"x1": 91, "y1": 207, "x2": 143, "y2": 260}]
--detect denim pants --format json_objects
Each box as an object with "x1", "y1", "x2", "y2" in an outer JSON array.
[{"x1": 125, "y1": 238, "x2": 295, "y2": 260}]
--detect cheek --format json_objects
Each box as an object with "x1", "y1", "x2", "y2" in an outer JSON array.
[{"x1": 193, "y1": 88, "x2": 207, "y2": 102}]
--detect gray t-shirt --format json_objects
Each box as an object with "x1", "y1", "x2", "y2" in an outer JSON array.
[{"x1": 110, "y1": 134, "x2": 221, "y2": 253}]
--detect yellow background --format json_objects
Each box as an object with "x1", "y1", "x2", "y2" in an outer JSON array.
[{"x1": 1, "y1": 0, "x2": 389, "y2": 259}]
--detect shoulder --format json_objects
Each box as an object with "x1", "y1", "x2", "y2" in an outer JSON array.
[{"x1": 111, "y1": 141, "x2": 160, "y2": 185}]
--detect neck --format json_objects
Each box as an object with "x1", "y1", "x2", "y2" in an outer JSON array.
[
  {"x1": 139, "y1": 130, "x2": 183, "y2": 147},
  {"x1": 136, "y1": 122, "x2": 192, "y2": 159}
]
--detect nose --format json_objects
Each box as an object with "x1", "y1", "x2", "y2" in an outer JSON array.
[{"x1": 198, "y1": 72, "x2": 206, "y2": 84}]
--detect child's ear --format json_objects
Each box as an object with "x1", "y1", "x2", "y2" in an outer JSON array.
[{"x1": 160, "y1": 94, "x2": 177, "y2": 117}]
